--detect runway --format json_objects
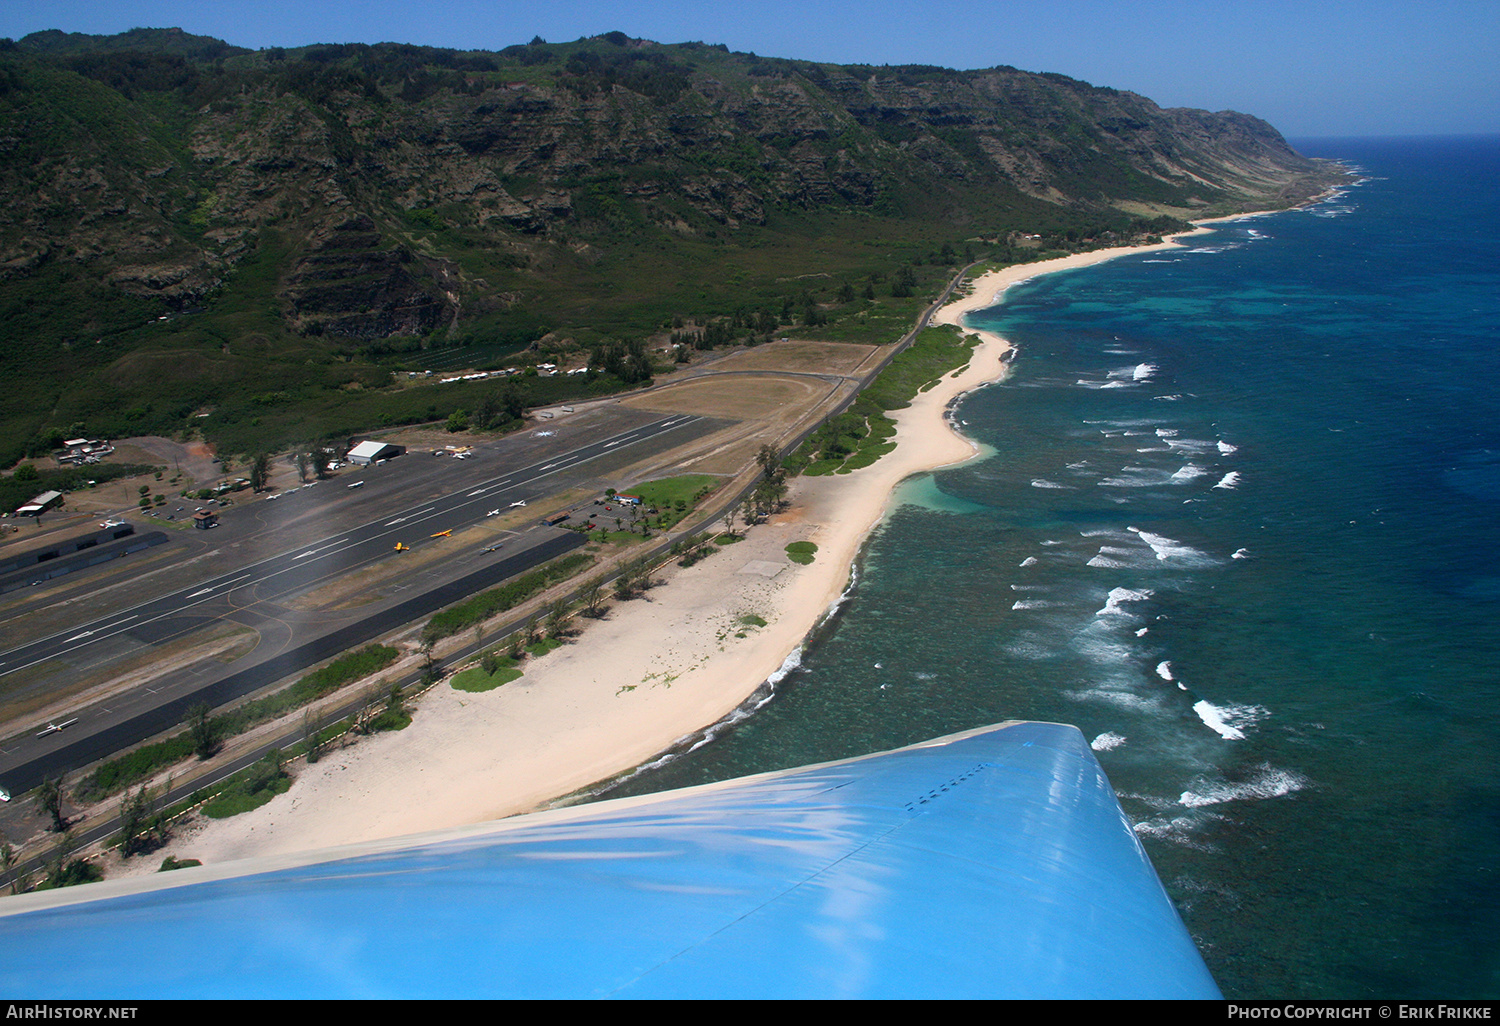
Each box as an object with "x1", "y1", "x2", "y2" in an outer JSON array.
[{"x1": 0, "y1": 413, "x2": 704, "y2": 793}]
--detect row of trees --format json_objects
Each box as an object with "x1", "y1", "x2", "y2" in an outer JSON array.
[
  {"x1": 749, "y1": 445, "x2": 790, "y2": 520},
  {"x1": 665, "y1": 269, "x2": 930, "y2": 352}
]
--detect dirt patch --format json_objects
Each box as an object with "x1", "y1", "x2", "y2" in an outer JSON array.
[
  {"x1": 108, "y1": 436, "x2": 221, "y2": 485},
  {"x1": 706, "y1": 339, "x2": 882, "y2": 376},
  {"x1": 621, "y1": 374, "x2": 831, "y2": 421}
]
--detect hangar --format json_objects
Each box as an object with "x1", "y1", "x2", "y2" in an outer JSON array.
[{"x1": 347, "y1": 441, "x2": 404, "y2": 465}]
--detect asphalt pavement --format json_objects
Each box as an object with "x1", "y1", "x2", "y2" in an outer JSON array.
[{"x1": 0, "y1": 413, "x2": 705, "y2": 794}]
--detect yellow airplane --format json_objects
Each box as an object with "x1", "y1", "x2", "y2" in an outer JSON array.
[
  {"x1": 394, "y1": 542, "x2": 408, "y2": 552},
  {"x1": 430, "y1": 529, "x2": 452, "y2": 538}
]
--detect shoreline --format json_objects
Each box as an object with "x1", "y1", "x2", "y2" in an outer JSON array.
[{"x1": 140, "y1": 216, "x2": 1264, "y2": 872}]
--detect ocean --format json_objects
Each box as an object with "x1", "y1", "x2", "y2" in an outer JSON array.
[{"x1": 604, "y1": 136, "x2": 1500, "y2": 999}]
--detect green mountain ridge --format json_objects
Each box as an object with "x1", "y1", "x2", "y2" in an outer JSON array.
[{"x1": 0, "y1": 28, "x2": 1345, "y2": 464}]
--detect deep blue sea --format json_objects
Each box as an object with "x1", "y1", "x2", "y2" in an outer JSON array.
[{"x1": 607, "y1": 136, "x2": 1500, "y2": 999}]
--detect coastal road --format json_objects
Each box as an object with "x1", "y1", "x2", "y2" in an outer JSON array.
[{"x1": 0, "y1": 413, "x2": 703, "y2": 793}]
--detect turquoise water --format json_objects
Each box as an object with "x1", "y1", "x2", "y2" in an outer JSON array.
[{"x1": 605, "y1": 137, "x2": 1500, "y2": 999}]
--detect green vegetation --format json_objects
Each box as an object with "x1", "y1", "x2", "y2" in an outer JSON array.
[
  {"x1": 35, "y1": 836, "x2": 103, "y2": 891},
  {"x1": 787, "y1": 324, "x2": 979, "y2": 477},
  {"x1": 114, "y1": 782, "x2": 170, "y2": 857},
  {"x1": 676, "y1": 539, "x2": 719, "y2": 567},
  {"x1": 0, "y1": 30, "x2": 1339, "y2": 469},
  {"x1": 573, "y1": 475, "x2": 719, "y2": 543},
  {"x1": 450, "y1": 643, "x2": 545, "y2": 693},
  {"x1": 0, "y1": 462, "x2": 158, "y2": 515},
  {"x1": 77, "y1": 643, "x2": 400, "y2": 798},
  {"x1": 423, "y1": 552, "x2": 594, "y2": 642},
  {"x1": 451, "y1": 661, "x2": 524, "y2": 693},
  {"x1": 630, "y1": 474, "x2": 718, "y2": 511},
  {"x1": 786, "y1": 541, "x2": 818, "y2": 565},
  {"x1": 352, "y1": 682, "x2": 412, "y2": 734},
  {"x1": 201, "y1": 753, "x2": 291, "y2": 819},
  {"x1": 159, "y1": 856, "x2": 202, "y2": 872}
]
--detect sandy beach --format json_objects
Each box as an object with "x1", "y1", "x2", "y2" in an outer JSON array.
[{"x1": 149, "y1": 225, "x2": 1232, "y2": 871}]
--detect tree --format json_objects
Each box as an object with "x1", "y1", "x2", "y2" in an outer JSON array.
[
  {"x1": 755, "y1": 444, "x2": 780, "y2": 477},
  {"x1": 475, "y1": 392, "x2": 500, "y2": 431},
  {"x1": 891, "y1": 264, "x2": 917, "y2": 297},
  {"x1": 188, "y1": 702, "x2": 218, "y2": 760},
  {"x1": 118, "y1": 783, "x2": 165, "y2": 857},
  {"x1": 752, "y1": 445, "x2": 788, "y2": 519},
  {"x1": 446, "y1": 408, "x2": 469, "y2": 433},
  {"x1": 42, "y1": 829, "x2": 102, "y2": 890},
  {"x1": 303, "y1": 708, "x2": 326, "y2": 764},
  {"x1": 37, "y1": 776, "x2": 66, "y2": 832},
  {"x1": 418, "y1": 637, "x2": 441, "y2": 685},
  {"x1": 502, "y1": 380, "x2": 526, "y2": 422},
  {"x1": 295, "y1": 450, "x2": 310, "y2": 484},
  {"x1": 13, "y1": 463, "x2": 37, "y2": 482},
  {"x1": 626, "y1": 557, "x2": 655, "y2": 595},
  {"x1": 249, "y1": 452, "x2": 272, "y2": 492},
  {"x1": 581, "y1": 577, "x2": 606, "y2": 618},
  {"x1": 545, "y1": 599, "x2": 569, "y2": 641}
]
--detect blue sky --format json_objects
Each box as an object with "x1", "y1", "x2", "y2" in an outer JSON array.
[{"x1": 3, "y1": 0, "x2": 1496, "y2": 138}]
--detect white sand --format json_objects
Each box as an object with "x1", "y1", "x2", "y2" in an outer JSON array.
[{"x1": 159, "y1": 227, "x2": 1229, "y2": 869}]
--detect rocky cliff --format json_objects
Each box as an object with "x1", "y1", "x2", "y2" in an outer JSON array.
[
  {"x1": 0, "y1": 31, "x2": 1340, "y2": 337},
  {"x1": 0, "y1": 30, "x2": 1346, "y2": 462}
]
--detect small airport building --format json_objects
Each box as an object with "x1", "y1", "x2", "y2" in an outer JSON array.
[
  {"x1": 14, "y1": 490, "x2": 64, "y2": 519},
  {"x1": 347, "y1": 441, "x2": 404, "y2": 465}
]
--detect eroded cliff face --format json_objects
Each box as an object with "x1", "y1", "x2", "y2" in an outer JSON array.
[{"x1": 0, "y1": 33, "x2": 1342, "y2": 339}]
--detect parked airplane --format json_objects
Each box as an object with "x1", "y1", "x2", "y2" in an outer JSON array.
[
  {"x1": 430, "y1": 529, "x2": 452, "y2": 538},
  {"x1": 509, "y1": 500, "x2": 527, "y2": 508},
  {"x1": 394, "y1": 542, "x2": 408, "y2": 552},
  {"x1": 486, "y1": 509, "x2": 500, "y2": 517}
]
